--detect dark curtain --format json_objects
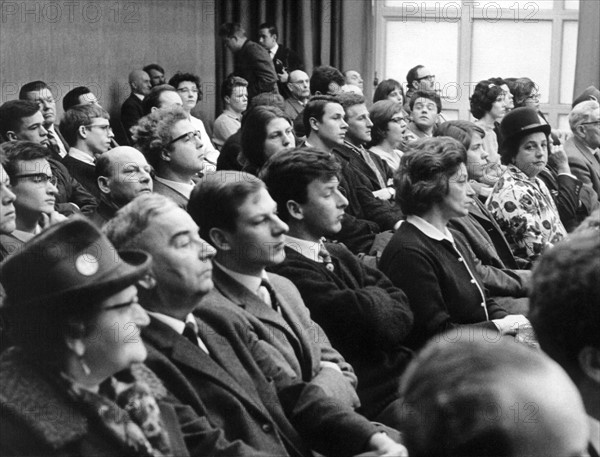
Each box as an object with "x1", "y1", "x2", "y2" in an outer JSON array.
[
  {"x1": 215, "y1": 0, "x2": 374, "y2": 111},
  {"x1": 573, "y1": 0, "x2": 600, "y2": 99}
]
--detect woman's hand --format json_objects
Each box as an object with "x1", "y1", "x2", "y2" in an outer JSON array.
[{"x1": 492, "y1": 314, "x2": 530, "y2": 336}]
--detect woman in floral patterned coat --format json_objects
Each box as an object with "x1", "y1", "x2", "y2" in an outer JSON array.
[{"x1": 487, "y1": 107, "x2": 567, "y2": 263}]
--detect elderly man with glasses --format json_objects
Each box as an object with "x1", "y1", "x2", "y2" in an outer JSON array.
[{"x1": 132, "y1": 105, "x2": 205, "y2": 209}]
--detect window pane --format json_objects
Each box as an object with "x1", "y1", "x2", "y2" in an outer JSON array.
[
  {"x1": 471, "y1": 20, "x2": 552, "y2": 104},
  {"x1": 560, "y1": 21, "x2": 578, "y2": 104},
  {"x1": 384, "y1": 20, "x2": 459, "y2": 93},
  {"x1": 557, "y1": 113, "x2": 570, "y2": 132},
  {"x1": 492, "y1": 1, "x2": 553, "y2": 10},
  {"x1": 564, "y1": 0, "x2": 579, "y2": 10}
]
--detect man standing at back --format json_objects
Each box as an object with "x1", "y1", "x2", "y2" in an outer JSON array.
[
  {"x1": 219, "y1": 22, "x2": 278, "y2": 100},
  {"x1": 121, "y1": 69, "x2": 151, "y2": 144},
  {"x1": 258, "y1": 22, "x2": 303, "y2": 91}
]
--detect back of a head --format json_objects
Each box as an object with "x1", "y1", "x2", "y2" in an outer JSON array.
[
  {"x1": 399, "y1": 333, "x2": 586, "y2": 457},
  {"x1": 219, "y1": 22, "x2": 245, "y2": 38},
  {"x1": 63, "y1": 86, "x2": 92, "y2": 111},
  {"x1": 143, "y1": 63, "x2": 165, "y2": 75},
  {"x1": 142, "y1": 84, "x2": 178, "y2": 114},
  {"x1": 310, "y1": 66, "x2": 345, "y2": 95},
  {"x1": 530, "y1": 229, "x2": 600, "y2": 381}
]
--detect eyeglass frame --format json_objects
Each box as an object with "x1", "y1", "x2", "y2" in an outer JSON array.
[
  {"x1": 84, "y1": 123, "x2": 113, "y2": 133},
  {"x1": 11, "y1": 172, "x2": 58, "y2": 186},
  {"x1": 167, "y1": 130, "x2": 203, "y2": 146},
  {"x1": 415, "y1": 74, "x2": 435, "y2": 82}
]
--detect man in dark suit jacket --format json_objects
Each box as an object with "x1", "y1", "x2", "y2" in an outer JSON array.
[
  {"x1": 104, "y1": 193, "x2": 407, "y2": 457},
  {"x1": 121, "y1": 70, "x2": 151, "y2": 144},
  {"x1": 59, "y1": 104, "x2": 115, "y2": 200},
  {"x1": 188, "y1": 171, "x2": 360, "y2": 409},
  {"x1": 219, "y1": 23, "x2": 278, "y2": 100},
  {"x1": 260, "y1": 148, "x2": 414, "y2": 429},
  {"x1": 565, "y1": 100, "x2": 600, "y2": 214}
]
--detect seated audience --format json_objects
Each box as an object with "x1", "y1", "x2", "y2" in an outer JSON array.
[
  {"x1": 240, "y1": 105, "x2": 295, "y2": 175},
  {"x1": 60, "y1": 103, "x2": 115, "y2": 199},
  {"x1": 105, "y1": 193, "x2": 407, "y2": 457},
  {"x1": 486, "y1": 107, "x2": 567, "y2": 262},
  {"x1": 0, "y1": 149, "x2": 17, "y2": 262},
  {"x1": 19, "y1": 81, "x2": 69, "y2": 158},
  {"x1": 470, "y1": 80, "x2": 508, "y2": 168},
  {"x1": 62, "y1": 86, "x2": 99, "y2": 111},
  {"x1": 90, "y1": 146, "x2": 153, "y2": 226},
  {"x1": 373, "y1": 78, "x2": 404, "y2": 105},
  {"x1": 189, "y1": 171, "x2": 360, "y2": 409},
  {"x1": 379, "y1": 137, "x2": 528, "y2": 349},
  {"x1": 212, "y1": 75, "x2": 248, "y2": 148},
  {"x1": 0, "y1": 100, "x2": 97, "y2": 215},
  {"x1": 261, "y1": 148, "x2": 413, "y2": 428},
  {"x1": 399, "y1": 332, "x2": 589, "y2": 457},
  {"x1": 367, "y1": 100, "x2": 407, "y2": 170},
  {"x1": 0, "y1": 217, "x2": 208, "y2": 456},
  {"x1": 121, "y1": 70, "x2": 151, "y2": 144},
  {"x1": 530, "y1": 225, "x2": 600, "y2": 456},
  {"x1": 169, "y1": 72, "x2": 219, "y2": 166},
  {"x1": 407, "y1": 90, "x2": 441, "y2": 138},
  {"x1": 132, "y1": 106, "x2": 204, "y2": 209},
  {"x1": 141, "y1": 84, "x2": 183, "y2": 115},
  {"x1": 143, "y1": 62, "x2": 166, "y2": 87},
  {"x1": 283, "y1": 70, "x2": 310, "y2": 122}
]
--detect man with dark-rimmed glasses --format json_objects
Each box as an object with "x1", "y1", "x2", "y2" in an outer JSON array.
[{"x1": 132, "y1": 105, "x2": 205, "y2": 209}]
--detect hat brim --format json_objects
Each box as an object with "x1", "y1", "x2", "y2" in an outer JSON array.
[
  {"x1": 21, "y1": 249, "x2": 152, "y2": 309},
  {"x1": 508, "y1": 122, "x2": 551, "y2": 141}
]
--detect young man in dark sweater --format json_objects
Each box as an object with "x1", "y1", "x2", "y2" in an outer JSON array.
[{"x1": 260, "y1": 147, "x2": 414, "y2": 429}]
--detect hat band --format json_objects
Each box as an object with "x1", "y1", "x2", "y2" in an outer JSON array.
[{"x1": 520, "y1": 122, "x2": 545, "y2": 131}]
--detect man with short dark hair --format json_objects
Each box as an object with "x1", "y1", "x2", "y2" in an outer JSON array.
[
  {"x1": 62, "y1": 86, "x2": 99, "y2": 111},
  {"x1": 143, "y1": 63, "x2": 166, "y2": 87},
  {"x1": 188, "y1": 170, "x2": 360, "y2": 409},
  {"x1": 19, "y1": 81, "x2": 69, "y2": 158},
  {"x1": 212, "y1": 76, "x2": 248, "y2": 148},
  {"x1": 121, "y1": 69, "x2": 151, "y2": 144},
  {"x1": 219, "y1": 22, "x2": 278, "y2": 100},
  {"x1": 529, "y1": 228, "x2": 600, "y2": 456},
  {"x1": 407, "y1": 90, "x2": 442, "y2": 138},
  {"x1": 60, "y1": 104, "x2": 114, "y2": 198},
  {"x1": 258, "y1": 22, "x2": 302, "y2": 88}
]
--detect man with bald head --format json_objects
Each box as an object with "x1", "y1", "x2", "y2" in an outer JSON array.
[
  {"x1": 89, "y1": 146, "x2": 153, "y2": 226},
  {"x1": 284, "y1": 70, "x2": 310, "y2": 121},
  {"x1": 121, "y1": 69, "x2": 152, "y2": 144}
]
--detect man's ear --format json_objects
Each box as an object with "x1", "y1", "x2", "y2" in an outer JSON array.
[
  {"x1": 161, "y1": 148, "x2": 172, "y2": 162},
  {"x1": 308, "y1": 116, "x2": 319, "y2": 132},
  {"x1": 97, "y1": 176, "x2": 111, "y2": 194},
  {"x1": 6, "y1": 131, "x2": 18, "y2": 141},
  {"x1": 411, "y1": 80, "x2": 419, "y2": 90},
  {"x1": 286, "y1": 200, "x2": 304, "y2": 221},
  {"x1": 78, "y1": 125, "x2": 88, "y2": 139},
  {"x1": 209, "y1": 227, "x2": 232, "y2": 251},
  {"x1": 223, "y1": 95, "x2": 231, "y2": 106},
  {"x1": 65, "y1": 334, "x2": 86, "y2": 357},
  {"x1": 578, "y1": 346, "x2": 600, "y2": 384}
]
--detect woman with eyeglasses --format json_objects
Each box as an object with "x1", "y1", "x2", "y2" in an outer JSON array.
[
  {"x1": 240, "y1": 105, "x2": 295, "y2": 175},
  {"x1": 168, "y1": 72, "x2": 219, "y2": 166},
  {"x1": 0, "y1": 141, "x2": 66, "y2": 256},
  {"x1": 367, "y1": 100, "x2": 407, "y2": 171},
  {"x1": 0, "y1": 217, "x2": 197, "y2": 456}
]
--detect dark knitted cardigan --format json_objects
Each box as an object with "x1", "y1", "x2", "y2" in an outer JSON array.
[
  {"x1": 269, "y1": 243, "x2": 413, "y2": 421},
  {"x1": 379, "y1": 221, "x2": 507, "y2": 350}
]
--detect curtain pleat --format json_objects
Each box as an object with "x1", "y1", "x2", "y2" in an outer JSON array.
[{"x1": 573, "y1": 0, "x2": 600, "y2": 100}]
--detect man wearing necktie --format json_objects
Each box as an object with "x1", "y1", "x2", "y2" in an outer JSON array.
[
  {"x1": 261, "y1": 148, "x2": 415, "y2": 430},
  {"x1": 189, "y1": 171, "x2": 361, "y2": 410},
  {"x1": 105, "y1": 193, "x2": 408, "y2": 457}
]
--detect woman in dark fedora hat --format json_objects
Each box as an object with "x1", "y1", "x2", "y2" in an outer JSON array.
[
  {"x1": 486, "y1": 107, "x2": 567, "y2": 264},
  {"x1": 0, "y1": 217, "x2": 192, "y2": 456}
]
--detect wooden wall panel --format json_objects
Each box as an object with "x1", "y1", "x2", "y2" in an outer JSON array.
[{"x1": 0, "y1": 0, "x2": 217, "y2": 122}]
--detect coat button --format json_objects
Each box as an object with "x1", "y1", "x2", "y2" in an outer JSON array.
[
  {"x1": 458, "y1": 257, "x2": 464, "y2": 262},
  {"x1": 470, "y1": 279, "x2": 476, "y2": 284},
  {"x1": 262, "y1": 423, "x2": 273, "y2": 433}
]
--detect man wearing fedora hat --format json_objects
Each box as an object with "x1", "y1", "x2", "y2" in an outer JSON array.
[{"x1": 105, "y1": 193, "x2": 407, "y2": 457}]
